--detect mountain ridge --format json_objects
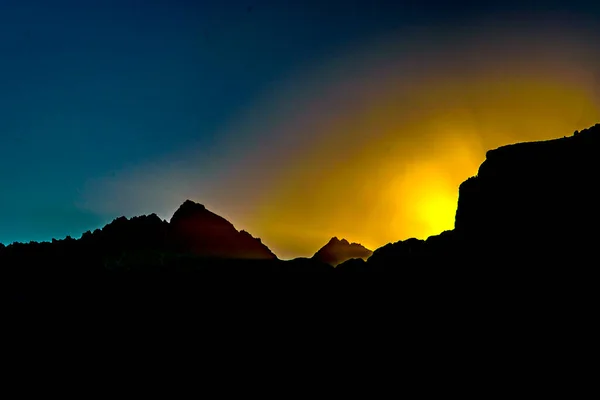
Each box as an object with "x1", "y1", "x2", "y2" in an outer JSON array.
[{"x1": 2, "y1": 123, "x2": 600, "y2": 274}]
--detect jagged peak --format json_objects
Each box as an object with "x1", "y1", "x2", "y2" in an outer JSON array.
[
  {"x1": 167, "y1": 201, "x2": 277, "y2": 259},
  {"x1": 324, "y1": 237, "x2": 367, "y2": 248},
  {"x1": 177, "y1": 200, "x2": 206, "y2": 212},
  {"x1": 170, "y1": 200, "x2": 212, "y2": 224},
  {"x1": 313, "y1": 236, "x2": 373, "y2": 266},
  {"x1": 105, "y1": 213, "x2": 165, "y2": 228}
]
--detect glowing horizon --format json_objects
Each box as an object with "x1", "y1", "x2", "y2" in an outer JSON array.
[{"x1": 80, "y1": 18, "x2": 600, "y2": 259}]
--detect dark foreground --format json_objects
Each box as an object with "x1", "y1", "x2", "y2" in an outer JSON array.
[{"x1": 3, "y1": 253, "x2": 595, "y2": 385}]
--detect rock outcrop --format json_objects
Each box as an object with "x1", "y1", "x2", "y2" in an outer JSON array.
[{"x1": 454, "y1": 123, "x2": 600, "y2": 261}]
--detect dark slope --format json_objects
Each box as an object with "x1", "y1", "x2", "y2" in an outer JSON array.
[{"x1": 312, "y1": 237, "x2": 373, "y2": 266}]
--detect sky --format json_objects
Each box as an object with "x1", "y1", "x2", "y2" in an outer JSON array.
[{"x1": 1, "y1": 1, "x2": 600, "y2": 258}]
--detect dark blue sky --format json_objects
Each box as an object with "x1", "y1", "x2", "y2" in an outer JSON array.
[{"x1": 1, "y1": 0, "x2": 599, "y2": 245}]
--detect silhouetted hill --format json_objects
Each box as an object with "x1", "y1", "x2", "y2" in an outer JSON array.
[
  {"x1": 454, "y1": 123, "x2": 600, "y2": 262},
  {"x1": 312, "y1": 237, "x2": 372, "y2": 266},
  {"x1": 170, "y1": 200, "x2": 276, "y2": 260},
  {"x1": 365, "y1": 123, "x2": 600, "y2": 271}
]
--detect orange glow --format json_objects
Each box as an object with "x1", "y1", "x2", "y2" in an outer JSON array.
[
  {"x1": 399, "y1": 164, "x2": 461, "y2": 237},
  {"x1": 84, "y1": 21, "x2": 600, "y2": 260},
  {"x1": 245, "y1": 76, "x2": 600, "y2": 258}
]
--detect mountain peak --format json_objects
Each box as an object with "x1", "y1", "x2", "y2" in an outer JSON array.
[
  {"x1": 169, "y1": 200, "x2": 276, "y2": 260},
  {"x1": 313, "y1": 237, "x2": 372, "y2": 266},
  {"x1": 171, "y1": 200, "x2": 206, "y2": 222},
  {"x1": 328, "y1": 237, "x2": 350, "y2": 245}
]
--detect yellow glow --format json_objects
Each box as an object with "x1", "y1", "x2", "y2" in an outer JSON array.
[
  {"x1": 418, "y1": 194, "x2": 457, "y2": 234},
  {"x1": 81, "y1": 20, "x2": 600, "y2": 260},
  {"x1": 405, "y1": 168, "x2": 461, "y2": 236},
  {"x1": 182, "y1": 23, "x2": 600, "y2": 259},
  {"x1": 246, "y1": 76, "x2": 600, "y2": 259}
]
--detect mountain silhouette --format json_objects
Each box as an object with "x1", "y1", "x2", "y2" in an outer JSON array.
[
  {"x1": 312, "y1": 237, "x2": 372, "y2": 266},
  {"x1": 2, "y1": 123, "x2": 600, "y2": 285},
  {"x1": 365, "y1": 123, "x2": 600, "y2": 271},
  {"x1": 170, "y1": 200, "x2": 276, "y2": 260},
  {"x1": 454, "y1": 124, "x2": 600, "y2": 260},
  {"x1": 0, "y1": 200, "x2": 281, "y2": 280}
]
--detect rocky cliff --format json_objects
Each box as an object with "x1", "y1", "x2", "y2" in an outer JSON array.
[
  {"x1": 364, "y1": 123, "x2": 600, "y2": 268},
  {"x1": 455, "y1": 123, "x2": 600, "y2": 258}
]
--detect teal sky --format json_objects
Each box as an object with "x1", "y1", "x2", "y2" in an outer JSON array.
[{"x1": 1, "y1": 0, "x2": 599, "y2": 246}]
